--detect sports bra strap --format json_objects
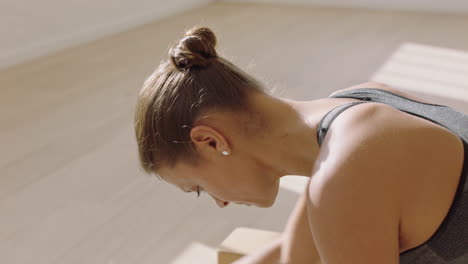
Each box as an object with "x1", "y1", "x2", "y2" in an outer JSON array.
[{"x1": 317, "y1": 101, "x2": 371, "y2": 146}]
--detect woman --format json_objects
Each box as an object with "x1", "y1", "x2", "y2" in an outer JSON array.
[{"x1": 134, "y1": 26, "x2": 468, "y2": 264}]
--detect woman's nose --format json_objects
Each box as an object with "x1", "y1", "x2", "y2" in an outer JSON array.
[{"x1": 210, "y1": 194, "x2": 229, "y2": 208}]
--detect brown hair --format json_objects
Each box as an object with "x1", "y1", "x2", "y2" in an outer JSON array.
[{"x1": 134, "y1": 26, "x2": 269, "y2": 175}]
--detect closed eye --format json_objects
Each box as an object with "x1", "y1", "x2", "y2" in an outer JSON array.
[{"x1": 182, "y1": 186, "x2": 202, "y2": 198}]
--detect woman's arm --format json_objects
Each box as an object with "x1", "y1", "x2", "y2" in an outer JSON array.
[{"x1": 281, "y1": 185, "x2": 322, "y2": 264}]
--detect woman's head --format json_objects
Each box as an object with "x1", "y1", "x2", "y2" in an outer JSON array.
[{"x1": 134, "y1": 26, "x2": 281, "y2": 208}]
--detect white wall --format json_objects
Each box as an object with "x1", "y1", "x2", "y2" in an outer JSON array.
[
  {"x1": 223, "y1": 0, "x2": 468, "y2": 14},
  {"x1": 0, "y1": 0, "x2": 211, "y2": 70}
]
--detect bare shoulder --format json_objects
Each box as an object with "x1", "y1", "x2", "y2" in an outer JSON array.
[
  {"x1": 329, "y1": 81, "x2": 460, "y2": 139},
  {"x1": 304, "y1": 104, "x2": 416, "y2": 263},
  {"x1": 305, "y1": 109, "x2": 404, "y2": 263},
  {"x1": 310, "y1": 92, "x2": 462, "y2": 209},
  {"x1": 330, "y1": 81, "x2": 434, "y2": 104},
  {"x1": 306, "y1": 97, "x2": 465, "y2": 260},
  {"x1": 308, "y1": 99, "x2": 417, "y2": 211}
]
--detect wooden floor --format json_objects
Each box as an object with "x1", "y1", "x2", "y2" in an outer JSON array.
[{"x1": 1, "y1": 2, "x2": 467, "y2": 263}]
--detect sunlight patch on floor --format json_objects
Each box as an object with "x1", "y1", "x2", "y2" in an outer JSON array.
[
  {"x1": 372, "y1": 42, "x2": 468, "y2": 101},
  {"x1": 279, "y1": 175, "x2": 309, "y2": 194},
  {"x1": 169, "y1": 242, "x2": 217, "y2": 264}
]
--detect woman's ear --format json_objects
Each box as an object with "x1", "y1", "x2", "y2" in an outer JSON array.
[{"x1": 190, "y1": 125, "x2": 229, "y2": 155}]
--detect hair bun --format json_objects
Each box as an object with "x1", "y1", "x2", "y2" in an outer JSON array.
[{"x1": 169, "y1": 26, "x2": 218, "y2": 70}]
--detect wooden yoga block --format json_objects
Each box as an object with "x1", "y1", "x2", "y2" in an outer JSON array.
[{"x1": 217, "y1": 227, "x2": 282, "y2": 264}]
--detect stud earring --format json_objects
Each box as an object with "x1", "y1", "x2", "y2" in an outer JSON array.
[{"x1": 222, "y1": 150, "x2": 230, "y2": 156}]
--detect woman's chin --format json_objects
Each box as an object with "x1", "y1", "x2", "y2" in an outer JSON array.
[{"x1": 257, "y1": 199, "x2": 275, "y2": 208}]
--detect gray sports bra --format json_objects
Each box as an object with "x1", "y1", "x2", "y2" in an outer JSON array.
[{"x1": 316, "y1": 88, "x2": 468, "y2": 263}]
